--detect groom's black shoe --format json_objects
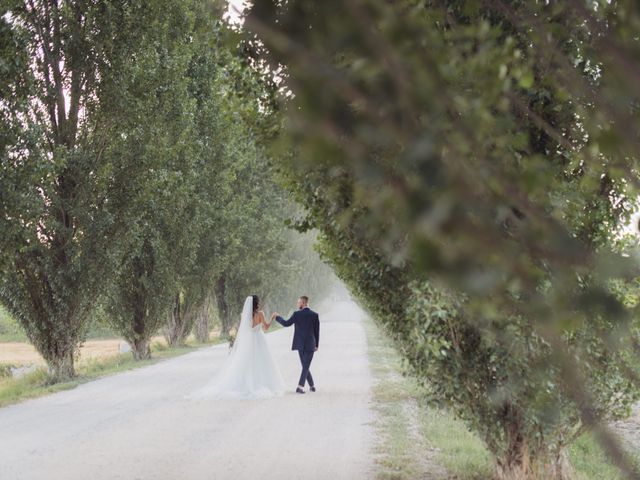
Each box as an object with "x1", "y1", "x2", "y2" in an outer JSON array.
[
  {"x1": 310, "y1": 386, "x2": 316, "y2": 392},
  {"x1": 296, "y1": 387, "x2": 305, "y2": 394}
]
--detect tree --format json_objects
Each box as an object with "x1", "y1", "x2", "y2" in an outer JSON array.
[
  {"x1": 247, "y1": 1, "x2": 640, "y2": 478},
  {"x1": 0, "y1": 0, "x2": 190, "y2": 380},
  {"x1": 209, "y1": 148, "x2": 292, "y2": 337},
  {"x1": 102, "y1": 3, "x2": 335, "y2": 352},
  {"x1": 105, "y1": 1, "x2": 230, "y2": 355}
]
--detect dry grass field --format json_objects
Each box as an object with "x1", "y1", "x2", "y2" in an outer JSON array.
[{"x1": 0, "y1": 337, "x2": 169, "y2": 367}]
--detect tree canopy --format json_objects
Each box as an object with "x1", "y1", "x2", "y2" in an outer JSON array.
[
  {"x1": 246, "y1": 1, "x2": 640, "y2": 478},
  {"x1": 0, "y1": 0, "x2": 336, "y2": 377}
]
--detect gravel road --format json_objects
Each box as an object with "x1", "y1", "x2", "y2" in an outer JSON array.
[{"x1": 0, "y1": 301, "x2": 374, "y2": 480}]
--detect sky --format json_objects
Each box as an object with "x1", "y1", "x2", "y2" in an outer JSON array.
[
  {"x1": 625, "y1": 210, "x2": 640, "y2": 236},
  {"x1": 226, "y1": 0, "x2": 247, "y2": 26}
]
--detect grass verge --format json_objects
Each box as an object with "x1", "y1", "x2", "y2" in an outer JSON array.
[
  {"x1": 0, "y1": 338, "x2": 224, "y2": 408},
  {"x1": 363, "y1": 315, "x2": 637, "y2": 480},
  {"x1": 364, "y1": 315, "x2": 492, "y2": 479},
  {"x1": 569, "y1": 431, "x2": 639, "y2": 480}
]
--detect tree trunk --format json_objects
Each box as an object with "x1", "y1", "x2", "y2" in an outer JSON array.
[
  {"x1": 164, "y1": 292, "x2": 196, "y2": 346},
  {"x1": 495, "y1": 409, "x2": 573, "y2": 480},
  {"x1": 195, "y1": 296, "x2": 212, "y2": 343},
  {"x1": 541, "y1": 449, "x2": 573, "y2": 480},
  {"x1": 495, "y1": 448, "x2": 573, "y2": 480},
  {"x1": 178, "y1": 304, "x2": 196, "y2": 345},
  {"x1": 214, "y1": 274, "x2": 232, "y2": 338},
  {"x1": 130, "y1": 337, "x2": 151, "y2": 360},
  {"x1": 129, "y1": 303, "x2": 152, "y2": 360},
  {"x1": 47, "y1": 349, "x2": 75, "y2": 383},
  {"x1": 164, "y1": 293, "x2": 182, "y2": 347}
]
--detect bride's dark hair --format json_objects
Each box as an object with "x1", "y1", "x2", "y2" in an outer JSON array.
[{"x1": 252, "y1": 295, "x2": 260, "y2": 313}]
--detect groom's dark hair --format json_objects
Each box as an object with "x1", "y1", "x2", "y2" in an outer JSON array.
[{"x1": 299, "y1": 295, "x2": 309, "y2": 304}]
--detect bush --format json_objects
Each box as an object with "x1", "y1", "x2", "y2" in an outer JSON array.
[{"x1": 0, "y1": 363, "x2": 13, "y2": 379}]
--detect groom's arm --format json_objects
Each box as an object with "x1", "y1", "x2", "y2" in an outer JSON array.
[
  {"x1": 314, "y1": 314, "x2": 320, "y2": 349},
  {"x1": 275, "y1": 311, "x2": 297, "y2": 327}
]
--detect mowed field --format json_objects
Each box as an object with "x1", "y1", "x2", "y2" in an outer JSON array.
[{"x1": 0, "y1": 337, "x2": 168, "y2": 366}]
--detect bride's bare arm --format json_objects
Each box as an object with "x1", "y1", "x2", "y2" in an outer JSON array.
[{"x1": 261, "y1": 311, "x2": 271, "y2": 331}]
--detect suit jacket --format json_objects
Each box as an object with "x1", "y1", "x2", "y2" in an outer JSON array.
[{"x1": 275, "y1": 307, "x2": 320, "y2": 352}]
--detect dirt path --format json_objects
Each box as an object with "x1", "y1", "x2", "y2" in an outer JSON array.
[
  {"x1": 613, "y1": 403, "x2": 640, "y2": 454},
  {"x1": 0, "y1": 301, "x2": 374, "y2": 480}
]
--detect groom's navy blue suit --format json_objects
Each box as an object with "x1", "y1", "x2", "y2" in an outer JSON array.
[{"x1": 275, "y1": 307, "x2": 320, "y2": 388}]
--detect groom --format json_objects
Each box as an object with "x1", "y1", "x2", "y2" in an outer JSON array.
[{"x1": 272, "y1": 296, "x2": 320, "y2": 394}]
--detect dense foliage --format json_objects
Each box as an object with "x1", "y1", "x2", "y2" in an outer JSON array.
[
  {"x1": 246, "y1": 1, "x2": 640, "y2": 478},
  {"x1": 0, "y1": 1, "x2": 336, "y2": 375},
  {"x1": 0, "y1": 0, "x2": 176, "y2": 380}
]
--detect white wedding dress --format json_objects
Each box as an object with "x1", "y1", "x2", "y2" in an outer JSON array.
[{"x1": 190, "y1": 296, "x2": 285, "y2": 400}]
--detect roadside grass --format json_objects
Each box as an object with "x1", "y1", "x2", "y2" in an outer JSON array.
[
  {"x1": 364, "y1": 315, "x2": 638, "y2": 480},
  {"x1": 371, "y1": 376, "x2": 425, "y2": 479},
  {"x1": 364, "y1": 315, "x2": 492, "y2": 479},
  {"x1": 418, "y1": 407, "x2": 493, "y2": 479},
  {"x1": 569, "y1": 433, "x2": 631, "y2": 480},
  {"x1": 0, "y1": 338, "x2": 224, "y2": 408}
]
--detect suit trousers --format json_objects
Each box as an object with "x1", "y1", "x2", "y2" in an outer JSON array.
[{"x1": 298, "y1": 350, "x2": 315, "y2": 388}]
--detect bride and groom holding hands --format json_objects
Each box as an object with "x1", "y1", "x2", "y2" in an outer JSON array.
[{"x1": 192, "y1": 295, "x2": 320, "y2": 399}]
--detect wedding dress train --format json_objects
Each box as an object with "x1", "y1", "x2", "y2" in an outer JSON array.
[{"x1": 190, "y1": 296, "x2": 285, "y2": 400}]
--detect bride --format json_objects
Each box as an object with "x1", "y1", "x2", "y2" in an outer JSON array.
[{"x1": 191, "y1": 295, "x2": 285, "y2": 399}]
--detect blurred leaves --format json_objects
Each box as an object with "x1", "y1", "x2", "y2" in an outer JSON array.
[{"x1": 247, "y1": 0, "x2": 640, "y2": 477}]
